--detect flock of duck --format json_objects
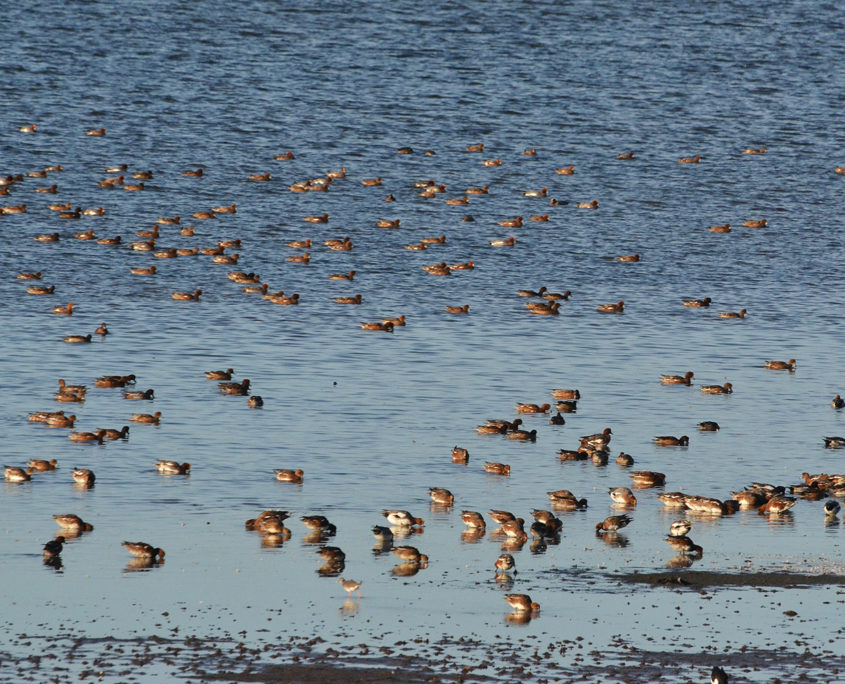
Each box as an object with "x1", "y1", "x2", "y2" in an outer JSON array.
[{"x1": 6, "y1": 127, "x2": 845, "y2": 684}]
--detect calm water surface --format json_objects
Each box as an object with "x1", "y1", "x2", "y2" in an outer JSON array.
[{"x1": 2, "y1": 1, "x2": 845, "y2": 681}]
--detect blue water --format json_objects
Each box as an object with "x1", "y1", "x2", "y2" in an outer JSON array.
[{"x1": 2, "y1": 1, "x2": 845, "y2": 681}]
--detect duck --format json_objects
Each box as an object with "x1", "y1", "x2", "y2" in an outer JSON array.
[
  {"x1": 451, "y1": 446, "x2": 469, "y2": 463},
  {"x1": 301, "y1": 516, "x2": 337, "y2": 535},
  {"x1": 123, "y1": 388, "x2": 154, "y2": 400},
  {"x1": 494, "y1": 553, "x2": 515, "y2": 573},
  {"x1": 581, "y1": 427, "x2": 613, "y2": 448},
  {"x1": 329, "y1": 270, "x2": 356, "y2": 281},
  {"x1": 445, "y1": 196, "x2": 469, "y2": 205},
  {"x1": 372, "y1": 526, "x2": 394, "y2": 543},
  {"x1": 823, "y1": 436, "x2": 845, "y2": 448},
  {"x1": 743, "y1": 218, "x2": 767, "y2": 228},
  {"x1": 497, "y1": 216, "x2": 522, "y2": 228},
  {"x1": 555, "y1": 400, "x2": 577, "y2": 413},
  {"x1": 515, "y1": 403, "x2": 550, "y2": 414},
  {"x1": 248, "y1": 172, "x2": 271, "y2": 181},
  {"x1": 506, "y1": 428, "x2": 537, "y2": 441},
  {"x1": 171, "y1": 289, "x2": 202, "y2": 301},
  {"x1": 100, "y1": 426, "x2": 130, "y2": 440},
  {"x1": 460, "y1": 511, "x2": 486, "y2": 529},
  {"x1": 698, "y1": 421, "x2": 720, "y2": 431},
  {"x1": 730, "y1": 490, "x2": 766, "y2": 509},
  {"x1": 482, "y1": 158, "x2": 502, "y2": 166},
  {"x1": 228, "y1": 271, "x2": 260, "y2": 283},
  {"x1": 466, "y1": 185, "x2": 489, "y2": 194},
  {"x1": 657, "y1": 492, "x2": 688, "y2": 508},
  {"x1": 98, "y1": 236, "x2": 122, "y2": 245},
  {"x1": 361, "y1": 177, "x2": 382, "y2": 186},
  {"x1": 653, "y1": 435, "x2": 689, "y2": 446},
  {"x1": 54, "y1": 388, "x2": 85, "y2": 402},
  {"x1": 526, "y1": 301, "x2": 560, "y2": 315},
  {"x1": 27, "y1": 284, "x2": 55, "y2": 295},
  {"x1": 832, "y1": 395, "x2": 845, "y2": 409},
  {"x1": 575, "y1": 199, "x2": 599, "y2": 209},
  {"x1": 243, "y1": 283, "x2": 269, "y2": 295},
  {"x1": 488, "y1": 237, "x2": 517, "y2": 247},
  {"x1": 596, "y1": 300, "x2": 624, "y2": 313},
  {"x1": 33, "y1": 233, "x2": 60, "y2": 242},
  {"x1": 86, "y1": 127, "x2": 106, "y2": 136},
  {"x1": 718, "y1": 309, "x2": 747, "y2": 319},
  {"x1": 517, "y1": 286, "x2": 547, "y2": 297},
  {"x1": 764, "y1": 359, "x2": 796, "y2": 371},
  {"x1": 551, "y1": 388, "x2": 580, "y2": 400},
  {"x1": 63, "y1": 334, "x2": 92, "y2": 343},
  {"x1": 700, "y1": 383, "x2": 732, "y2": 394},
  {"x1": 274, "y1": 151, "x2": 295, "y2": 160},
  {"x1": 34, "y1": 184, "x2": 57, "y2": 193},
  {"x1": 382, "y1": 510, "x2": 424, "y2": 527},
  {"x1": 192, "y1": 210, "x2": 215, "y2": 220},
  {"x1": 596, "y1": 514, "x2": 632, "y2": 533},
  {"x1": 630, "y1": 471, "x2": 665, "y2": 486},
  {"x1": 219, "y1": 378, "x2": 250, "y2": 395},
  {"x1": 324, "y1": 237, "x2": 353, "y2": 250},
  {"x1": 361, "y1": 321, "x2": 394, "y2": 332},
  {"x1": 46, "y1": 413, "x2": 76, "y2": 428},
  {"x1": 53, "y1": 514, "x2": 93, "y2": 531},
  {"x1": 334, "y1": 294, "x2": 363, "y2": 305},
  {"x1": 95, "y1": 374, "x2": 136, "y2": 388},
  {"x1": 483, "y1": 462, "x2": 511, "y2": 476},
  {"x1": 824, "y1": 500, "x2": 840, "y2": 518},
  {"x1": 504, "y1": 594, "x2": 540, "y2": 613},
  {"x1": 182, "y1": 168, "x2": 203, "y2": 177},
  {"x1": 285, "y1": 253, "x2": 309, "y2": 264},
  {"x1": 501, "y1": 518, "x2": 527, "y2": 540},
  {"x1": 549, "y1": 412, "x2": 566, "y2": 425},
  {"x1": 382, "y1": 315, "x2": 406, "y2": 327},
  {"x1": 156, "y1": 460, "x2": 191, "y2": 475},
  {"x1": 420, "y1": 235, "x2": 447, "y2": 244},
  {"x1": 669, "y1": 520, "x2": 692, "y2": 537},
  {"x1": 684, "y1": 496, "x2": 736, "y2": 515},
  {"x1": 616, "y1": 452, "x2": 634, "y2": 466},
  {"x1": 488, "y1": 509, "x2": 517, "y2": 524},
  {"x1": 247, "y1": 396, "x2": 264, "y2": 408},
  {"x1": 666, "y1": 535, "x2": 703, "y2": 556},
  {"x1": 660, "y1": 371, "x2": 694, "y2": 385},
  {"x1": 245, "y1": 510, "x2": 290, "y2": 532},
  {"x1": 4, "y1": 466, "x2": 33, "y2": 482},
  {"x1": 212, "y1": 204, "x2": 237, "y2": 214},
  {"x1": 130, "y1": 412, "x2": 162, "y2": 424},
  {"x1": 711, "y1": 666, "x2": 729, "y2": 684},
  {"x1": 43, "y1": 536, "x2": 65, "y2": 558},
  {"x1": 682, "y1": 297, "x2": 711, "y2": 307},
  {"x1": 267, "y1": 293, "x2": 299, "y2": 305},
  {"x1": 555, "y1": 165, "x2": 575, "y2": 175},
  {"x1": 522, "y1": 187, "x2": 547, "y2": 197},
  {"x1": 16, "y1": 271, "x2": 42, "y2": 280},
  {"x1": 547, "y1": 492, "x2": 588, "y2": 510},
  {"x1": 758, "y1": 495, "x2": 797, "y2": 515},
  {"x1": 609, "y1": 487, "x2": 637, "y2": 506},
  {"x1": 709, "y1": 223, "x2": 731, "y2": 233},
  {"x1": 392, "y1": 546, "x2": 428, "y2": 566},
  {"x1": 27, "y1": 459, "x2": 58, "y2": 471},
  {"x1": 71, "y1": 468, "x2": 96, "y2": 486},
  {"x1": 212, "y1": 253, "x2": 240, "y2": 264},
  {"x1": 122, "y1": 541, "x2": 165, "y2": 560},
  {"x1": 429, "y1": 487, "x2": 454, "y2": 505},
  {"x1": 206, "y1": 368, "x2": 234, "y2": 380},
  {"x1": 274, "y1": 468, "x2": 304, "y2": 484},
  {"x1": 69, "y1": 430, "x2": 105, "y2": 443}
]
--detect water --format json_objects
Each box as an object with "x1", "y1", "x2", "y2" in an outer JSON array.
[{"x1": 2, "y1": 1, "x2": 845, "y2": 681}]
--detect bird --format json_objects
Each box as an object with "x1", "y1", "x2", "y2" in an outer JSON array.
[
  {"x1": 219, "y1": 379, "x2": 250, "y2": 395},
  {"x1": 461, "y1": 511, "x2": 486, "y2": 529},
  {"x1": 669, "y1": 520, "x2": 692, "y2": 537},
  {"x1": 338, "y1": 577, "x2": 361, "y2": 599},
  {"x1": 53, "y1": 514, "x2": 94, "y2": 531},
  {"x1": 595, "y1": 514, "x2": 632, "y2": 533},
  {"x1": 698, "y1": 421, "x2": 720, "y2": 431},
  {"x1": 429, "y1": 487, "x2": 454, "y2": 505},
  {"x1": 274, "y1": 469, "x2": 304, "y2": 484},
  {"x1": 504, "y1": 594, "x2": 540, "y2": 613},
  {"x1": 764, "y1": 359, "x2": 796, "y2": 371},
  {"x1": 494, "y1": 553, "x2": 516, "y2": 574},
  {"x1": 653, "y1": 435, "x2": 689, "y2": 446},
  {"x1": 122, "y1": 541, "x2": 165, "y2": 560},
  {"x1": 392, "y1": 546, "x2": 428, "y2": 565},
  {"x1": 700, "y1": 383, "x2": 732, "y2": 394},
  {"x1": 660, "y1": 371, "x2": 694, "y2": 385},
  {"x1": 596, "y1": 301, "x2": 624, "y2": 313},
  {"x1": 609, "y1": 487, "x2": 637, "y2": 506},
  {"x1": 155, "y1": 461, "x2": 191, "y2": 475},
  {"x1": 832, "y1": 395, "x2": 845, "y2": 409},
  {"x1": 711, "y1": 666, "x2": 729, "y2": 684},
  {"x1": 824, "y1": 500, "x2": 840, "y2": 518},
  {"x1": 71, "y1": 469, "x2": 95, "y2": 486},
  {"x1": 43, "y1": 536, "x2": 65, "y2": 558},
  {"x1": 682, "y1": 297, "x2": 711, "y2": 307},
  {"x1": 382, "y1": 510, "x2": 424, "y2": 527},
  {"x1": 823, "y1": 436, "x2": 845, "y2": 448}
]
